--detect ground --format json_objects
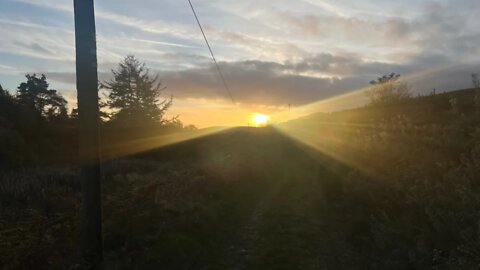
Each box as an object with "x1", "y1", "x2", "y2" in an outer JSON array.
[{"x1": 1, "y1": 127, "x2": 339, "y2": 269}]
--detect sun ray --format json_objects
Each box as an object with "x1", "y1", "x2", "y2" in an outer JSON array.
[{"x1": 101, "y1": 126, "x2": 231, "y2": 160}]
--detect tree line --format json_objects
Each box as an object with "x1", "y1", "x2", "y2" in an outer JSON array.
[{"x1": 0, "y1": 55, "x2": 195, "y2": 167}]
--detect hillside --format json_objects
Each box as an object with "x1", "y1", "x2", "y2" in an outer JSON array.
[
  {"x1": 288, "y1": 87, "x2": 480, "y2": 126},
  {"x1": 1, "y1": 127, "x2": 336, "y2": 269},
  {"x1": 2, "y1": 88, "x2": 480, "y2": 269}
]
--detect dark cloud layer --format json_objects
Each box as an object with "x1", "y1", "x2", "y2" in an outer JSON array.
[
  {"x1": 162, "y1": 61, "x2": 362, "y2": 106},
  {"x1": 27, "y1": 0, "x2": 480, "y2": 108},
  {"x1": 160, "y1": 58, "x2": 480, "y2": 106},
  {"x1": 44, "y1": 54, "x2": 480, "y2": 107}
]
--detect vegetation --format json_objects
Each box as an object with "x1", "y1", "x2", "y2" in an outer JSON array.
[
  {"x1": 101, "y1": 55, "x2": 172, "y2": 125},
  {"x1": 2, "y1": 71, "x2": 480, "y2": 269},
  {"x1": 0, "y1": 75, "x2": 75, "y2": 167},
  {"x1": 0, "y1": 128, "x2": 302, "y2": 269},
  {"x1": 367, "y1": 73, "x2": 411, "y2": 106},
  {"x1": 0, "y1": 56, "x2": 193, "y2": 168},
  {"x1": 17, "y1": 74, "x2": 68, "y2": 119},
  {"x1": 282, "y1": 82, "x2": 480, "y2": 269}
]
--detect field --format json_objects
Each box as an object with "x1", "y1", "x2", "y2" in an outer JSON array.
[
  {"x1": 2, "y1": 127, "x2": 331, "y2": 269},
  {"x1": 2, "y1": 89, "x2": 480, "y2": 269}
]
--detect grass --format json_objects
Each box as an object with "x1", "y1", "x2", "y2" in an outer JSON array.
[
  {"x1": 2, "y1": 88, "x2": 480, "y2": 269},
  {"x1": 2, "y1": 127, "x2": 321, "y2": 269}
]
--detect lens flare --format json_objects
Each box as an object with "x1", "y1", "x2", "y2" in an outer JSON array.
[{"x1": 252, "y1": 113, "x2": 270, "y2": 126}]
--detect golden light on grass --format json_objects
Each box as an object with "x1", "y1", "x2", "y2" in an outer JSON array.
[
  {"x1": 101, "y1": 127, "x2": 231, "y2": 160},
  {"x1": 269, "y1": 65, "x2": 458, "y2": 125},
  {"x1": 252, "y1": 113, "x2": 270, "y2": 127}
]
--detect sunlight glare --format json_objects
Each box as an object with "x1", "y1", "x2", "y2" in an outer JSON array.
[{"x1": 252, "y1": 113, "x2": 270, "y2": 127}]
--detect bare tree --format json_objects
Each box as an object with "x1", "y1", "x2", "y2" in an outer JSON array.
[
  {"x1": 73, "y1": 0, "x2": 102, "y2": 268},
  {"x1": 367, "y1": 73, "x2": 411, "y2": 105}
]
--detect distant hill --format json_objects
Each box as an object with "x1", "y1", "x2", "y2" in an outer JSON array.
[{"x1": 283, "y1": 87, "x2": 480, "y2": 127}]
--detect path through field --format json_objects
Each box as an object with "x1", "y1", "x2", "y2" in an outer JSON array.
[
  {"x1": 100, "y1": 127, "x2": 342, "y2": 269},
  {"x1": 190, "y1": 127, "x2": 334, "y2": 270},
  {"x1": 224, "y1": 128, "x2": 331, "y2": 270}
]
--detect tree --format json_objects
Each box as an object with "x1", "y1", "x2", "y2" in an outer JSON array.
[
  {"x1": 70, "y1": 95, "x2": 109, "y2": 122},
  {"x1": 367, "y1": 73, "x2": 411, "y2": 105},
  {"x1": 0, "y1": 83, "x2": 17, "y2": 123},
  {"x1": 16, "y1": 74, "x2": 67, "y2": 117},
  {"x1": 102, "y1": 55, "x2": 172, "y2": 125}
]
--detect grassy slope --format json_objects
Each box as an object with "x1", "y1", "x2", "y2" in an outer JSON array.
[
  {"x1": 277, "y1": 88, "x2": 480, "y2": 269},
  {"x1": 2, "y1": 88, "x2": 480, "y2": 269},
  {"x1": 1, "y1": 127, "x2": 335, "y2": 269}
]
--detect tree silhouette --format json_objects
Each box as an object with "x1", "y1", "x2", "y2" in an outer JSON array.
[
  {"x1": 102, "y1": 55, "x2": 172, "y2": 125},
  {"x1": 16, "y1": 74, "x2": 67, "y2": 118},
  {"x1": 367, "y1": 73, "x2": 411, "y2": 105},
  {"x1": 0, "y1": 83, "x2": 17, "y2": 124}
]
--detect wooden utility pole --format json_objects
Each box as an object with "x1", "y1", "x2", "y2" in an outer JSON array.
[{"x1": 73, "y1": 0, "x2": 103, "y2": 268}]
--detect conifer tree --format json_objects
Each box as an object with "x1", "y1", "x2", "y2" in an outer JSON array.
[{"x1": 102, "y1": 56, "x2": 172, "y2": 125}]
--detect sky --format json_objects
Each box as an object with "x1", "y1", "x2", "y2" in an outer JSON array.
[{"x1": 1, "y1": 0, "x2": 480, "y2": 127}]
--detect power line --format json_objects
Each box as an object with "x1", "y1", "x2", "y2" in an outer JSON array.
[{"x1": 187, "y1": 0, "x2": 235, "y2": 104}]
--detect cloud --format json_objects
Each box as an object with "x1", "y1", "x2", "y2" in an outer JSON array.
[
  {"x1": 12, "y1": 0, "x2": 197, "y2": 38},
  {"x1": 13, "y1": 41, "x2": 55, "y2": 55},
  {"x1": 40, "y1": 49, "x2": 480, "y2": 109},
  {"x1": 161, "y1": 62, "x2": 362, "y2": 106},
  {"x1": 301, "y1": 0, "x2": 347, "y2": 17},
  {"x1": 210, "y1": 29, "x2": 307, "y2": 61},
  {"x1": 43, "y1": 71, "x2": 111, "y2": 86},
  {"x1": 0, "y1": 64, "x2": 18, "y2": 75},
  {"x1": 143, "y1": 56, "x2": 472, "y2": 106},
  {"x1": 39, "y1": 56, "x2": 366, "y2": 106},
  {"x1": 0, "y1": 18, "x2": 75, "y2": 62},
  {"x1": 3, "y1": 0, "x2": 480, "y2": 114},
  {"x1": 130, "y1": 38, "x2": 197, "y2": 49},
  {"x1": 265, "y1": 2, "x2": 480, "y2": 63},
  {"x1": 158, "y1": 56, "x2": 397, "y2": 106}
]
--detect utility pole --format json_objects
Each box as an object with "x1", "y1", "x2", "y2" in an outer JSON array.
[{"x1": 73, "y1": 0, "x2": 103, "y2": 268}]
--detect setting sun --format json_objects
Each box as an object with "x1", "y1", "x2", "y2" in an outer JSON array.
[
  {"x1": 2, "y1": 0, "x2": 480, "y2": 268},
  {"x1": 252, "y1": 113, "x2": 270, "y2": 127}
]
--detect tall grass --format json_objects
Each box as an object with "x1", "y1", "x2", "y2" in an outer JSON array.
[{"x1": 282, "y1": 91, "x2": 480, "y2": 269}]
